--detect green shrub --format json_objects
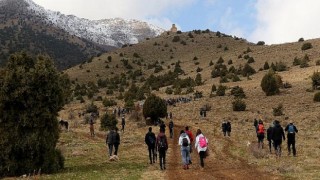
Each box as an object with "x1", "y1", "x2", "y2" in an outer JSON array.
[
  {"x1": 293, "y1": 57, "x2": 301, "y2": 66},
  {"x1": 211, "y1": 84, "x2": 217, "y2": 92},
  {"x1": 209, "y1": 60, "x2": 214, "y2": 66},
  {"x1": 242, "y1": 63, "x2": 256, "y2": 76},
  {"x1": 228, "y1": 59, "x2": 233, "y2": 65},
  {"x1": 108, "y1": 56, "x2": 112, "y2": 61},
  {"x1": 311, "y1": 71, "x2": 320, "y2": 90},
  {"x1": 193, "y1": 56, "x2": 198, "y2": 60},
  {"x1": 263, "y1": 62, "x2": 270, "y2": 70},
  {"x1": 216, "y1": 85, "x2": 227, "y2": 96},
  {"x1": 232, "y1": 98, "x2": 246, "y2": 111},
  {"x1": 261, "y1": 71, "x2": 280, "y2": 96},
  {"x1": 314, "y1": 92, "x2": 320, "y2": 102},
  {"x1": 231, "y1": 86, "x2": 246, "y2": 98},
  {"x1": 316, "y1": 60, "x2": 320, "y2": 66},
  {"x1": 172, "y1": 36, "x2": 181, "y2": 42},
  {"x1": 86, "y1": 102, "x2": 99, "y2": 114},
  {"x1": 220, "y1": 76, "x2": 229, "y2": 83},
  {"x1": 165, "y1": 87, "x2": 173, "y2": 94},
  {"x1": 273, "y1": 104, "x2": 283, "y2": 116},
  {"x1": 301, "y1": 42, "x2": 312, "y2": 50},
  {"x1": 298, "y1": 38, "x2": 304, "y2": 42},
  {"x1": 103, "y1": 98, "x2": 117, "y2": 107},
  {"x1": 247, "y1": 57, "x2": 255, "y2": 63},
  {"x1": 217, "y1": 57, "x2": 224, "y2": 64},
  {"x1": 257, "y1": 41, "x2": 265, "y2": 45},
  {"x1": 100, "y1": 113, "x2": 117, "y2": 131}
]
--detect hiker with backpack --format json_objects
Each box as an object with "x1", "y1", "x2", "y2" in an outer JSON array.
[
  {"x1": 257, "y1": 120, "x2": 265, "y2": 149},
  {"x1": 121, "y1": 115, "x2": 125, "y2": 132},
  {"x1": 285, "y1": 122, "x2": 298, "y2": 156},
  {"x1": 156, "y1": 128, "x2": 168, "y2": 170},
  {"x1": 185, "y1": 126, "x2": 194, "y2": 164},
  {"x1": 195, "y1": 129, "x2": 208, "y2": 168},
  {"x1": 160, "y1": 120, "x2": 166, "y2": 133},
  {"x1": 267, "y1": 123, "x2": 274, "y2": 153},
  {"x1": 271, "y1": 120, "x2": 285, "y2": 157},
  {"x1": 169, "y1": 119, "x2": 174, "y2": 138},
  {"x1": 179, "y1": 130, "x2": 191, "y2": 170},
  {"x1": 145, "y1": 127, "x2": 157, "y2": 164}
]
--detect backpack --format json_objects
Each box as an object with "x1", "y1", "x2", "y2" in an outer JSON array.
[
  {"x1": 288, "y1": 125, "x2": 295, "y2": 133},
  {"x1": 148, "y1": 135, "x2": 155, "y2": 145},
  {"x1": 159, "y1": 136, "x2": 166, "y2": 150},
  {"x1": 182, "y1": 136, "x2": 189, "y2": 147},
  {"x1": 257, "y1": 124, "x2": 264, "y2": 134},
  {"x1": 199, "y1": 136, "x2": 207, "y2": 148}
]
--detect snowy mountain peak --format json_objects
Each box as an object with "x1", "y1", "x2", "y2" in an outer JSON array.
[{"x1": 18, "y1": 0, "x2": 166, "y2": 47}]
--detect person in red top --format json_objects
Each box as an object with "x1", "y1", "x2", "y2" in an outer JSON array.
[
  {"x1": 155, "y1": 128, "x2": 168, "y2": 170},
  {"x1": 185, "y1": 126, "x2": 194, "y2": 164}
]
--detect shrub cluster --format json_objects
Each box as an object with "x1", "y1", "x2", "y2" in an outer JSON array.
[{"x1": 261, "y1": 71, "x2": 282, "y2": 96}]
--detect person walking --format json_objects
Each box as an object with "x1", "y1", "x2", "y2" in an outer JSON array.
[
  {"x1": 160, "y1": 121, "x2": 166, "y2": 133},
  {"x1": 169, "y1": 119, "x2": 174, "y2": 138},
  {"x1": 89, "y1": 115, "x2": 95, "y2": 137},
  {"x1": 113, "y1": 128, "x2": 120, "y2": 156},
  {"x1": 121, "y1": 115, "x2": 126, "y2": 132},
  {"x1": 271, "y1": 120, "x2": 285, "y2": 157},
  {"x1": 226, "y1": 121, "x2": 231, "y2": 136},
  {"x1": 195, "y1": 129, "x2": 208, "y2": 168},
  {"x1": 106, "y1": 129, "x2": 116, "y2": 157},
  {"x1": 145, "y1": 127, "x2": 157, "y2": 164},
  {"x1": 257, "y1": 120, "x2": 265, "y2": 149},
  {"x1": 156, "y1": 128, "x2": 168, "y2": 170},
  {"x1": 179, "y1": 130, "x2": 191, "y2": 170},
  {"x1": 285, "y1": 122, "x2": 298, "y2": 156},
  {"x1": 185, "y1": 126, "x2": 194, "y2": 164},
  {"x1": 267, "y1": 123, "x2": 274, "y2": 153},
  {"x1": 253, "y1": 118, "x2": 258, "y2": 133},
  {"x1": 222, "y1": 120, "x2": 227, "y2": 136}
]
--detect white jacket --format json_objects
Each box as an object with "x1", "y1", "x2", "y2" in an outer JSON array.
[
  {"x1": 195, "y1": 134, "x2": 208, "y2": 153},
  {"x1": 178, "y1": 133, "x2": 190, "y2": 146}
]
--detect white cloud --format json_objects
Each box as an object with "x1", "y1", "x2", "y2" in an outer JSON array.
[
  {"x1": 250, "y1": 0, "x2": 320, "y2": 44},
  {"x1": 219, "y1": 7, "x2": 245, "y2": 38},
  {"x1": 32, "y1": 0, "x2": 195, "y2": 29}
]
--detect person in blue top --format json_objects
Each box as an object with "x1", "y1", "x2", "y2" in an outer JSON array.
[{"x1": 285, "y1": 122, "x2": 298, "y2": 156}]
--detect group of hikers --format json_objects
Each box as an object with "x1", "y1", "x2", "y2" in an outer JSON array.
[
  {"x1": 144, "y1": 120, "x2": 208, "y2": 170},
  {"x1": 254, "y1": 119, "x2": 298, "y2": 157}
]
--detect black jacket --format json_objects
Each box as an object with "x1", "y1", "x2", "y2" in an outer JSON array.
[
  {"x1": 145, "y1": 132, "x2": 156, "y2": 147},
  {"x1": 106, "y1": 130, "x2": 120, "y2": 145},
  {"x1": 271, "y1": 124, "x2": 285, "y2": 142},
  {"x1": 267, "y1": 127, "x2": 273, "y2": 141}
]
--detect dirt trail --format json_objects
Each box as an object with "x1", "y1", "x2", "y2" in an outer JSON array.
[{"x1": 166, "y1": 124, "x2": 282, "y2": 180}]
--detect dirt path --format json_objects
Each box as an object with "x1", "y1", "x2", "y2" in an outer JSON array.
[{"x1": 166, "y1": 124, "x2": 282, "y2": 180}]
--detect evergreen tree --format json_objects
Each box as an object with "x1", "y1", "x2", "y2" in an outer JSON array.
[
  {"x1": 261, "y1": 71, "x2": 280, "y2": 96},
  {"x1": 143, "y1": 94, "x2": 167, "y2": 124},
  {"x1": 195, "y1": 73, "x2": 202, "y2": 86},
  {"x1": 0, "y1": 52, "x2": 71, "y2": 176}
]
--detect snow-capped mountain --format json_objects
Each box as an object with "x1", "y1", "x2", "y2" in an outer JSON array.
[{"x1": 22, "y1": 0, "x2": 165, "y2": 47}]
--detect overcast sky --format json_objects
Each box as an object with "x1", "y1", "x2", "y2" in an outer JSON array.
[{"x1": 32, "y1": 0, "x2": 320, "y2": 44}]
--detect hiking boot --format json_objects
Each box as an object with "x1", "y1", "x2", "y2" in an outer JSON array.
[
  {"x1": 164, "y1": 166, "x2": 166, "y2": 170},
  {"x1": 189, "y1": 160, "x2": 192, "y2": 164},
  {"x1": 183, "y1": 165, "x2": 187, "y2": 170},
  {"x1": 187, "y1": 165, "x2": 189, "y2": 169}
]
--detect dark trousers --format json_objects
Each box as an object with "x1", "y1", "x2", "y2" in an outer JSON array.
[
  {"x1": 287, "y1": 140, "x2": 296, "y2": 156},
  {"x1": 114, "y1": 144, "x2": 119, "y2": 155},
  {"x1": 148, "y1": 146, "x2": 156, "y2": 163},
  {"x1": 169, "y1": 128, "x2": 173, "y2": 138},
  {"x1": 199, "y1": 151, "x2": 205, "y2": 167},
  {"x1": 121, "y1": 124, "x2": 125, "y2": 132},
  {"x1": 159, "y1": 149, "x2": 166, "y2": 169},
  {"x1": 108, "y1": 144, "x2": 113, "y2": 156},
  {"x1": 268, "y1": 139, "x2": 272, "y2": 152}
]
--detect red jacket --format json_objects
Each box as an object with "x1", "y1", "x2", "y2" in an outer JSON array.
[{"x1": 185, "y1": 130, "x2": 194, "y2": 143}]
